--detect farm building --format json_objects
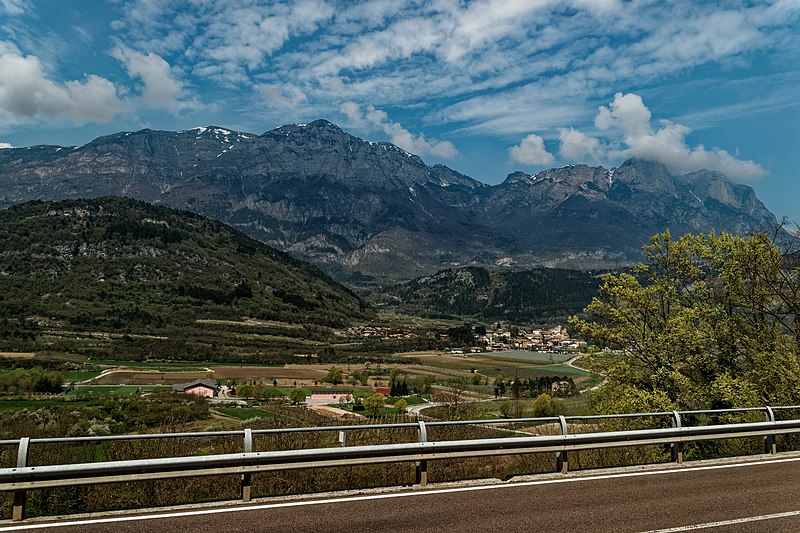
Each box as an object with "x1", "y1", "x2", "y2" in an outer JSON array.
[
  {"x1": 310, "y1": 388, "x2": 353, "y2": 402},
  {"x1": 172, "y1": 379, "x2": 220, "y2": 398}
]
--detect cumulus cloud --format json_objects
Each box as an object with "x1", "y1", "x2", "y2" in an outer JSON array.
[
  {"x1": 340, "y1": 101, "x2": 457, "y2": 159},
  {"x1": 256, "y1": 83, "x2": 307, "y2": 108},
  {"x1": 0, "y1": 41, "x2": 124, "y2": 125},
  {"x1": 508, "y1": 133, "x2": 554, "y2": 165},
  {"x1": 559, "y1": 92, "x2": 766, "y2": 179},
  {"x1": 113, "y1": 46, "x2": 185, "y2": 112},
  {"x1": 558, "y1": 128, "x2": 602, "y2": 164}
]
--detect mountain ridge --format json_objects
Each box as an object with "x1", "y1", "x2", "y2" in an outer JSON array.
[
  {"x1": 0, "y1": 196, "x2": 367, "y2": 331},
  {"x1": 0, "y1": 120, "x2": 780, "y2": 282}
]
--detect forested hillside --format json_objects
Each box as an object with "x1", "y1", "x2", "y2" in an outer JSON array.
[
  {"x1": 375, "y1": 266, "x2": 606, "y2": 322},
  {"x1": 0, "y1": 197, "x2": 368, "y2": 335}
]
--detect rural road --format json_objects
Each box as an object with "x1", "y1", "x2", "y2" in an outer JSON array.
[{"x1": 5, "y1": 454, "x2": 800, "y2": 532}]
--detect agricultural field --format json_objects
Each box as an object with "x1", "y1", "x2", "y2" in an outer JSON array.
[
  {"x1": 0, "y1": 352, "x2": 35, "y2": 359},
  {"x1": 68, "y1": 385, "x2": 172, "y2": 397},
  {"x1": 481, "y1": 350, "x2": 574, "y2": 364},
  {"x1": 68, "y1": 349, "x2": 593, "y2": 391}
]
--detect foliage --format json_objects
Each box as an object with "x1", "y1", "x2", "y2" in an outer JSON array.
[
  {"x1": 530, "y1": 393, "x2": 561, "y2": 417},
  {"x1": 375, "y1": 265, "x2": 606, "y2": 322},
  {"x1": 393, "y1": 399, "x2": 407, "y2": 412},
  {"x1": 0, "y1": 197, "x2": 369, "y2": 349},
  {"x1": 324, "y1": 366, "x2": 344, "y2": 385},
  {"x1": 0, "y1": 366, "x2": 63, "y2": 394},
  {"x1": 288, "y1": 388, "x2": 307, "y2": 405},
  {"x1": 570, "y1": 230, "x2": 800, "y2": 411},
  {"x1": 363, "y1": 393, "x2": 385, "y2": 416},
  {"x1": 0, "y1": 394, "x2": 210, "y2": 440}
]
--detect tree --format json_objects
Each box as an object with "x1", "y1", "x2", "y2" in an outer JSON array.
[
  {"x1": 531, "y1": 393, "x2": 558, "y2": 417},
  {"x1": 570, "y1": 230, "x2": 800, "y2": 412},
  {"x1": 363, "y1": 393, "x2": 385, "y2": 416},
  {"x1": 393, "y1": 398, "x2": 408, "y2": 412},
  {"x1": 325, "y1": 366, "x2": 344, "y2": 385},
  {"x1": 414, "y1": 375, "x2": 433, "y2": 395},
  {"x1": 288, "y1": 388, "x2": 306, "y2": 405},
  {"x1": 436, "y1": 377, "x2": 470, "y2": 420}
]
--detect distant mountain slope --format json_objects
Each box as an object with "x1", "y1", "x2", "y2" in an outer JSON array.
[
  {"x1": 0, "y1": 197, "x2": 367, "y2": 330},
  {"x1": 0, "y1": 121, "x2": 781, "y2": 281},
  {"x1": 374, "y1": 266, "x2": 606, "y2": 322}
]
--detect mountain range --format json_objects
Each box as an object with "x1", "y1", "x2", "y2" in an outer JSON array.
[{"x1": 0, "y1": 120, "x2": 779, "y2": 282}]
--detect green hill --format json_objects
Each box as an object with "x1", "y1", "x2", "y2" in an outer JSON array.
[
  {"x1": 0, "y1": 197, "x2": 368, "y2": 345},
  {"x1": 374, "y1": 266, "x2": 605, "y2": 323}
]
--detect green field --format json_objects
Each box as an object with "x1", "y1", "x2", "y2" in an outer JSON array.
[
  {"x1": 64, "y1": 371, "x2": 103, "y2": 382},
  {"x1": 69, "y1": 385, "x2": 172, "y2": 397},
  {"x1": 482, "y1": 350, "x2": 574, "y2": 364},
  {"x1": 0, "y1": 397, "x2": 91, "y2": 410},
  {"x1": 480, "y1": 364, "x2": 589, "y2": 380}
]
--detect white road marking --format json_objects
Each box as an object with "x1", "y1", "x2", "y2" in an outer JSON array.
[
  {"x1": 640, "y1": 509, "x2": 800, "y2": 532},
  {"x1": 3, "y1": 456, "x2": 800, "y2": 531}
]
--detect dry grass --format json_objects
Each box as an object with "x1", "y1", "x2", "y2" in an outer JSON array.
[
  {"x1": 210, "y1": 365, "x2": 328, "y2": 380},
  {"x1": 0, "y1": 352, "x2": 35, "y2": 359}
]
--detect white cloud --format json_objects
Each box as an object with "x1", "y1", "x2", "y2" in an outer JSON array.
[
  {"x1": 113, "y1": 46, "x2": 185, "y2": 112},
  {"x1": 0, "y1": 142, "x2": 13, "y2": 149},
  {"x1": 0, "y1": 41, "x2": 124, "y2": 125},
  {"x1": 0, "y1": 0, "x2": 28, "y2": 16},
  {"x1": 107, "y1": 0, "x2": 800, "y2": 139},
  {"x1": 558, "y1": 128, "x2": 603, "y2": 164},
  {"x1": 256, "y1": 83, "x2": 307, "y2": 108},
  {"x1": 560, "y1": 92, "x2": 766, "y2": 180},
  {"x1": 508, "y1": 133, "x2": 554, "y2": 165},
  {"x1": 340, "y1": 101, "x2": 457, "y2": 159}
]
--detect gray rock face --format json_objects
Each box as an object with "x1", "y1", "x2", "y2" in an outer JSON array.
[{"x1": 0, "y1": 120, "x2": 780, "y2": 282}]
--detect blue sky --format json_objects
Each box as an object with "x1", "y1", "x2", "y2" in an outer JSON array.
[{"x1": 1, "y1": 0, "x2": 798, "y2": 221}]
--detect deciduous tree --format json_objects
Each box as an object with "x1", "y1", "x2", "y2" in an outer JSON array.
[{"x1": 570, "y1": 230, "x2": 800, "y2": 411}]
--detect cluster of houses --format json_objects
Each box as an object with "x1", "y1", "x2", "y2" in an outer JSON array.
[
  {"x1": 346, "y1": 325, "x2": 417, "y2": 340},
  {"x1": 480, "y1": 325, "x2": 585, "y2": 353},
  {"x1": 172, "y1": 379, "x2": 393, "y2": 404}
]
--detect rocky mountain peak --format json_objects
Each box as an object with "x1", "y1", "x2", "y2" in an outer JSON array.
[
  {"x1": 613, "y1": 158, "x2": 677, "y2": 196},
  {"x1": 0, "y1": 121, "x2": 782, "y2": 282}
]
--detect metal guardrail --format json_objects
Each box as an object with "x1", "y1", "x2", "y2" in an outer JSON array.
[{"x1": 2, "y1": 405, "x2": 800, "y2": 521}]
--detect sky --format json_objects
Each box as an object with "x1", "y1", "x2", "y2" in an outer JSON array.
[{"x1": 0, "y1": 0, "x2": 799, "y2": 221}]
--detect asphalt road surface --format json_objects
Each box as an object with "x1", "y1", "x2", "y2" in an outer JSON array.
[{"x1": 4, "y1": 455, "x2": 800, "y2": 532}]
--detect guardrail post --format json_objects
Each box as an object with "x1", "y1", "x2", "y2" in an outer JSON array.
[
  {"x1": 241, "y1": 429, "x2": 252, "y2": 502},
  {"x1": 765, "y1": 406, "x2": 777, "y2": 454},
  {"x1": 671, "y1": 411, "x2": 683, "y2": 464},
  {"x1": 556, "y1": 416, "x2": 568, "y2": 474},
  {"x1": 12, "y1": 437, "x2": 30, "y2": 521},
  {"x1": 416, "y1": 421, "x2": 428, "y2": 486}
]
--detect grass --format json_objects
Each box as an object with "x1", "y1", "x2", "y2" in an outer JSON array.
[
  {"x1": 92, "y1": 360, "x2": 212, "y2": 372},
  {"x1": 389, "y1": 395, "x2": 428, "y2": 405},
  {"x1": 0, "y1": 397, "x2": 92, "y2": 409},
  {"x1": 68, "y1": 385, "x2": 171, "y2": 397},
  {"x1": 64, "y1": 371, "x2": 103, "y2": 382},
  {"x1": 482, "y1": 350, "x2": 574, "y2": 364},
  {"x1": 528, "y1": 364, "x2": 590, "y2": 376}
]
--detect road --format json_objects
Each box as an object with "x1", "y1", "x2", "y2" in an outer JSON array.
[{"x1": 4, "y1": 455, "x2": 800, "y2": 532}]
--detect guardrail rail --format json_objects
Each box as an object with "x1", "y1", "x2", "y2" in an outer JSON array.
[{"x1": 2, "y1": 405, "x2": 799, "y2": 521}]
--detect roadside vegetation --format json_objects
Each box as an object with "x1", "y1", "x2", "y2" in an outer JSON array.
[
  {"x1": 5, "y1": 228, "x2": 800, "y2": 518},
  {"x1": 571, "y1": 230, "x2": 800, "y2": 412}
]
